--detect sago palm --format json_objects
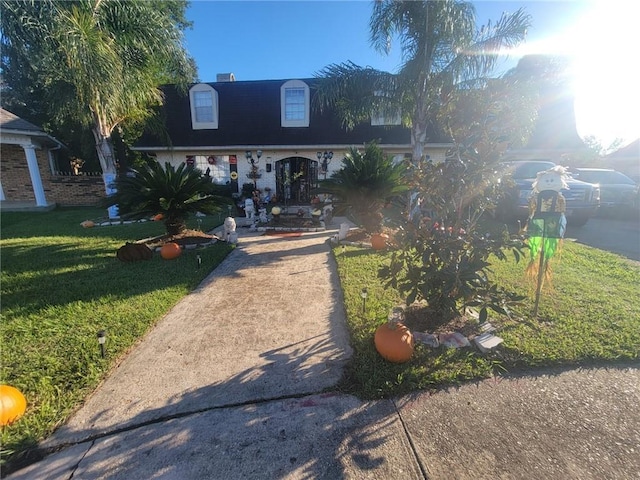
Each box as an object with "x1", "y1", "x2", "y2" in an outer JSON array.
[
  {"x1": 319, "y1": 142, "x2": 408, "y2": 233},
  {"x1": 104, "y1": 162, "x2": 230, "y2": 235}
]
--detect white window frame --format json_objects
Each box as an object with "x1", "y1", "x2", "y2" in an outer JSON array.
[
  {"x1": 371, "y1": 90, "x2": 402, "y2": 126},
  {"x1": 189, "y1": 83, "x2": 218, "y2": 130},
  {"x1": 281, "y1": 80, "x2": 310, "y2": 127}
]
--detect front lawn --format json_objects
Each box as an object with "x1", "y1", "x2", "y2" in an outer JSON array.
[
  {"x1": 333, "y1": 238, "x2": 640, "y2": 399},
  {"x1": 0, "y1": 208, "x2": 233, "y2": 468},
  {"x1": 2, "y1": 207, "x2": 639, "y2": 470}
]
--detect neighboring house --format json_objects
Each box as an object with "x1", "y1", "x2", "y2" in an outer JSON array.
[
  {"x1": 0, "y1": 108, "x2": 61, "y2": 208},
  {"x1": 604, "y1": 139, "x2": 640, "y2": 183},
  {"x1": 133, "y1": 75, "x2": 452, "y2": 203},
  {"x1": 0, "y1": 108, "x2": 105, "y2": 209},
  {"x1": 502, "y1": 85, "x2": 588, "y2": 164}
]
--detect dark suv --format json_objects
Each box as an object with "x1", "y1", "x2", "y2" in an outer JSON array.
[{"x1": 496, "y1": 160, "x2": 600, "y2": 227}]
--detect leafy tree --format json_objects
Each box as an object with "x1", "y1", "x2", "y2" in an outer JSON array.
[
  {"x1": 315, "y1": 1, "x2": 532, "y2": 321},
  {"x1": 103, "y1": 162, "x2": 230, "y2": 235},
  {"x1": 318, "y1": 142, "x2": 408, "y2": 233},
  {"x1": 314, "y1": 0, "x2": 531, "y2": 163},
  {"x1": 0, "y1": 0, "x2": 195, "y2": 178}
]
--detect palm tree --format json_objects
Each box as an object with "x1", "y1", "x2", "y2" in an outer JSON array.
[
  {"x1": 314, "y1": 0, "x2": 531, "y2": 163},
  {"x1": 0, "y1": 0, "x2": 195, "y2": 179},
  {"x1": 103, "y1": 162, "x2": 230, "y2": 235},
  {"x1": 318, "y1": 141, "x2": 408, "y2": 234}
]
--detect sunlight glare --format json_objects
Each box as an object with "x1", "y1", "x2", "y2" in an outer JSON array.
[
  {"x1": 569, "y1": 2, "x2": 640, "y2": 147},
  {"x1": 502, "y1": 2, "x2": 639, "y2": 148}
]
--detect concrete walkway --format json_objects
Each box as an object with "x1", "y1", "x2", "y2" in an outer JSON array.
[{"x1": 6, "y1": 221, "x2": 640, "y2": 479}]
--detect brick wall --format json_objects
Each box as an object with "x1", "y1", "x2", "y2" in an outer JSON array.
[
  {"x1": 1, "y1": 143, "x2": 106, "y2": 206},
  {"x1": 47, "y1": 174, "x2": 106, "y2": 206}
]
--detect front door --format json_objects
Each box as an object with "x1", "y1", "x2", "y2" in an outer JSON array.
[{"x1": 275, "y1": 157, "x2": 318, "y2": 204}]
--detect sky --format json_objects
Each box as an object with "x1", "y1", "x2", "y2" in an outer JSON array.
[{"x1": 184, "y1": 0, "x2": 639, "y2": 149}]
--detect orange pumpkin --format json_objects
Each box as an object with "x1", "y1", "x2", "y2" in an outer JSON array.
[
  {"x1": 370, "y1": 233, "x2": 388, "y2": 250},
  {"x1": 374, "y1": 322, "x2": 414, "y2": 363},
  {"x1": 152, "y1": 213, "x2": 164, "y2": 222},
  {"x1": 81, "y1": 220, "x2": 95, "y2": 228},
  {"x1": 160, "y1": 242, "x2": 182, "y2": 260},
  {"x1": 0, "y1": 385, "x2": 27, "y2": 426}
]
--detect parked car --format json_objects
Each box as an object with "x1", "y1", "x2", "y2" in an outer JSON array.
[
  {"x1": 496, "y1": 160, "x2": 600, "y2": 227},
  {"x1": 570, "y1": 168, "x2": 637, "y2": 216}
]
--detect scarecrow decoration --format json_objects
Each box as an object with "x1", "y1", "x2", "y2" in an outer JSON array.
[{"x1": 525, "y1": 166, "x2": 568, "y2": 315}]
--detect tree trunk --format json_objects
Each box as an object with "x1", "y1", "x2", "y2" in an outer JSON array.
[
  {"x1": 92, "y1": 127, "x2": 119, "y2": 217},
  {"x1": 165, "y1": 217, "x2": 187, "y2": 236},
  {"x1": 92, "y1": 128, "x2": 118, "y2": 175},
  {"x1": 411, "y1": 102, "x2": 430, "y2": 164}
]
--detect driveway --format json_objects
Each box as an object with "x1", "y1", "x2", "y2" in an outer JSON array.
[{"x1": 566, "y1": 216, "x2": 640, "y2": 262}]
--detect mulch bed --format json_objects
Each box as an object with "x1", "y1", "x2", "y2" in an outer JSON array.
[
  {"x1": 263, "y1": 231, "x2": 302, "y2": 238},
  {"x1": 143, "y1": 229, "x2": 217, "y2": 249}
]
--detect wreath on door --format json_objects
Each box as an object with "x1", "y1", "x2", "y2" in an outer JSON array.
[{"x1": 207, "y1": 156, "x2": 216, "y2": 165}]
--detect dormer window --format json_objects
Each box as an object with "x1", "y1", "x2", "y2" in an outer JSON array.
[
  {"x1": 281, "y1": 80, "x2": 310, "y2": 127},
  {"x1": 371, "y1": 90, "x2": 402, "y2": 126},
  {"x1": 189, "y1": 83, "x2": 218, "y2": 130}
]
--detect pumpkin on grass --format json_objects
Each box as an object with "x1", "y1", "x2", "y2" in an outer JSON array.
[
  {"x1": 370, "y1": 233, "x2": 389, "y2": 251},
  {"x1": 0, "y1": 385, "x2": 27, "y2": 426},
  {"x1": 160, "y1": 242, "x2": 182, "y2": 260},
  {"x1": 374, "y1": 307, "x2": 414, "y2": 363}
]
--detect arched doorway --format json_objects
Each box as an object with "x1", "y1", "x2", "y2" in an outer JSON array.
[{"x1": 275, "y1": 157, "x2": 318, "y2": 204}]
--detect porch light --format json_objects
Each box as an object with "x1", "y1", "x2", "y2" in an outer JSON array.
[{"x1": 245, "y1": 150, "x2": 263, "y2": 164}]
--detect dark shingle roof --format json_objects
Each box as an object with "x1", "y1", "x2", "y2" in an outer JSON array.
[
  {"x1": 0, "y1": 108, "x2": 65, "y2": 148},
  {"x1": 606, "y1": 139, "x2": 639, "y2": 159},
  {"x1": 0, "y1": 108, "x2": 46, "y2": 133},
  {"x1": 136, "y1": 79, "x2": 449, "y2": 149}
]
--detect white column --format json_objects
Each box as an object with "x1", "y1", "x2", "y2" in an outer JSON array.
[{"x1": 22, "y1": 144, "x2": 48, "y2": 206}]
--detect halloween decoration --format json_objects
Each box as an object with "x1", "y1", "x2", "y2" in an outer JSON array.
[
  {"x1": 117, "y1": 243, "x2": 153, "y2": 262},
  {"x1": 81, "y1": 220, "x2": 95, "y2": 228},
  {"x1": 374, "y1": 307, "x2": 414, "y2": 363},
  {"x1": 160, "y1": 242, "x2": 182, "y2": 260},
  {"x1": 370, "y1": 233, "x2": 389, "y2": 251},
  {"x1": 525, "y1": 166, "x2": 568, "y2": 315},
  {"x1": 0, "y1": 385, "x2": 27, "y2": 426}
]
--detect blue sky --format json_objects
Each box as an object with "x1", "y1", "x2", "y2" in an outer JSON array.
[
  {"x1": 184, "y1": 1, "x2": 638, "y2": 147},
  {"x1": 185, "y1": 1, "x2": 585, "y2": 81}
]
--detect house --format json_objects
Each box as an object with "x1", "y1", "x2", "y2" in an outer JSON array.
[
  {"x1": 133, "y1": 76, "x2": 452, "y2": 204},
  {"x1": 604, "y1": 139, "x2": 640, "y2": 182},
  {"x1": 502, "y1": 85, "x2": 588, "y2": 164},
  {"x1": 0, "y1": 108, "x2": 61, "y2": 209},
  {"x1": 0, "y1": 108, "x2": 105, "y2": 210}
]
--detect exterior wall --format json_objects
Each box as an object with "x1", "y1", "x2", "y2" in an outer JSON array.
[
  {"x1": 153, "y1": 145, "x2": 447, "y2": 196},
  {"x1": 1, "y1": 143, "x2": 106, "y2": 206},
  {"x1": 47, "y1": 174, "x2": 106, "y2": 206},
  {"x1": 1, "y1": 144, "x2": 48, "y2": 202}
]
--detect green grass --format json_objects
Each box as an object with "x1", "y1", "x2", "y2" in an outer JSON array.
[
  {"x1": 2, "y1": 207, "x2": 639, "y2": 469},
  {"x1": 0, "y1": 208, "x2": 234, "y2": 466},
  {"x1": 332, "y1": 239, "x2": 640, "y2": 399}
]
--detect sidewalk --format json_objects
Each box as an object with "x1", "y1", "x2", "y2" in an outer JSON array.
[{"x1": 6, "y1": 220, "x2": 640, "y2": 479}]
